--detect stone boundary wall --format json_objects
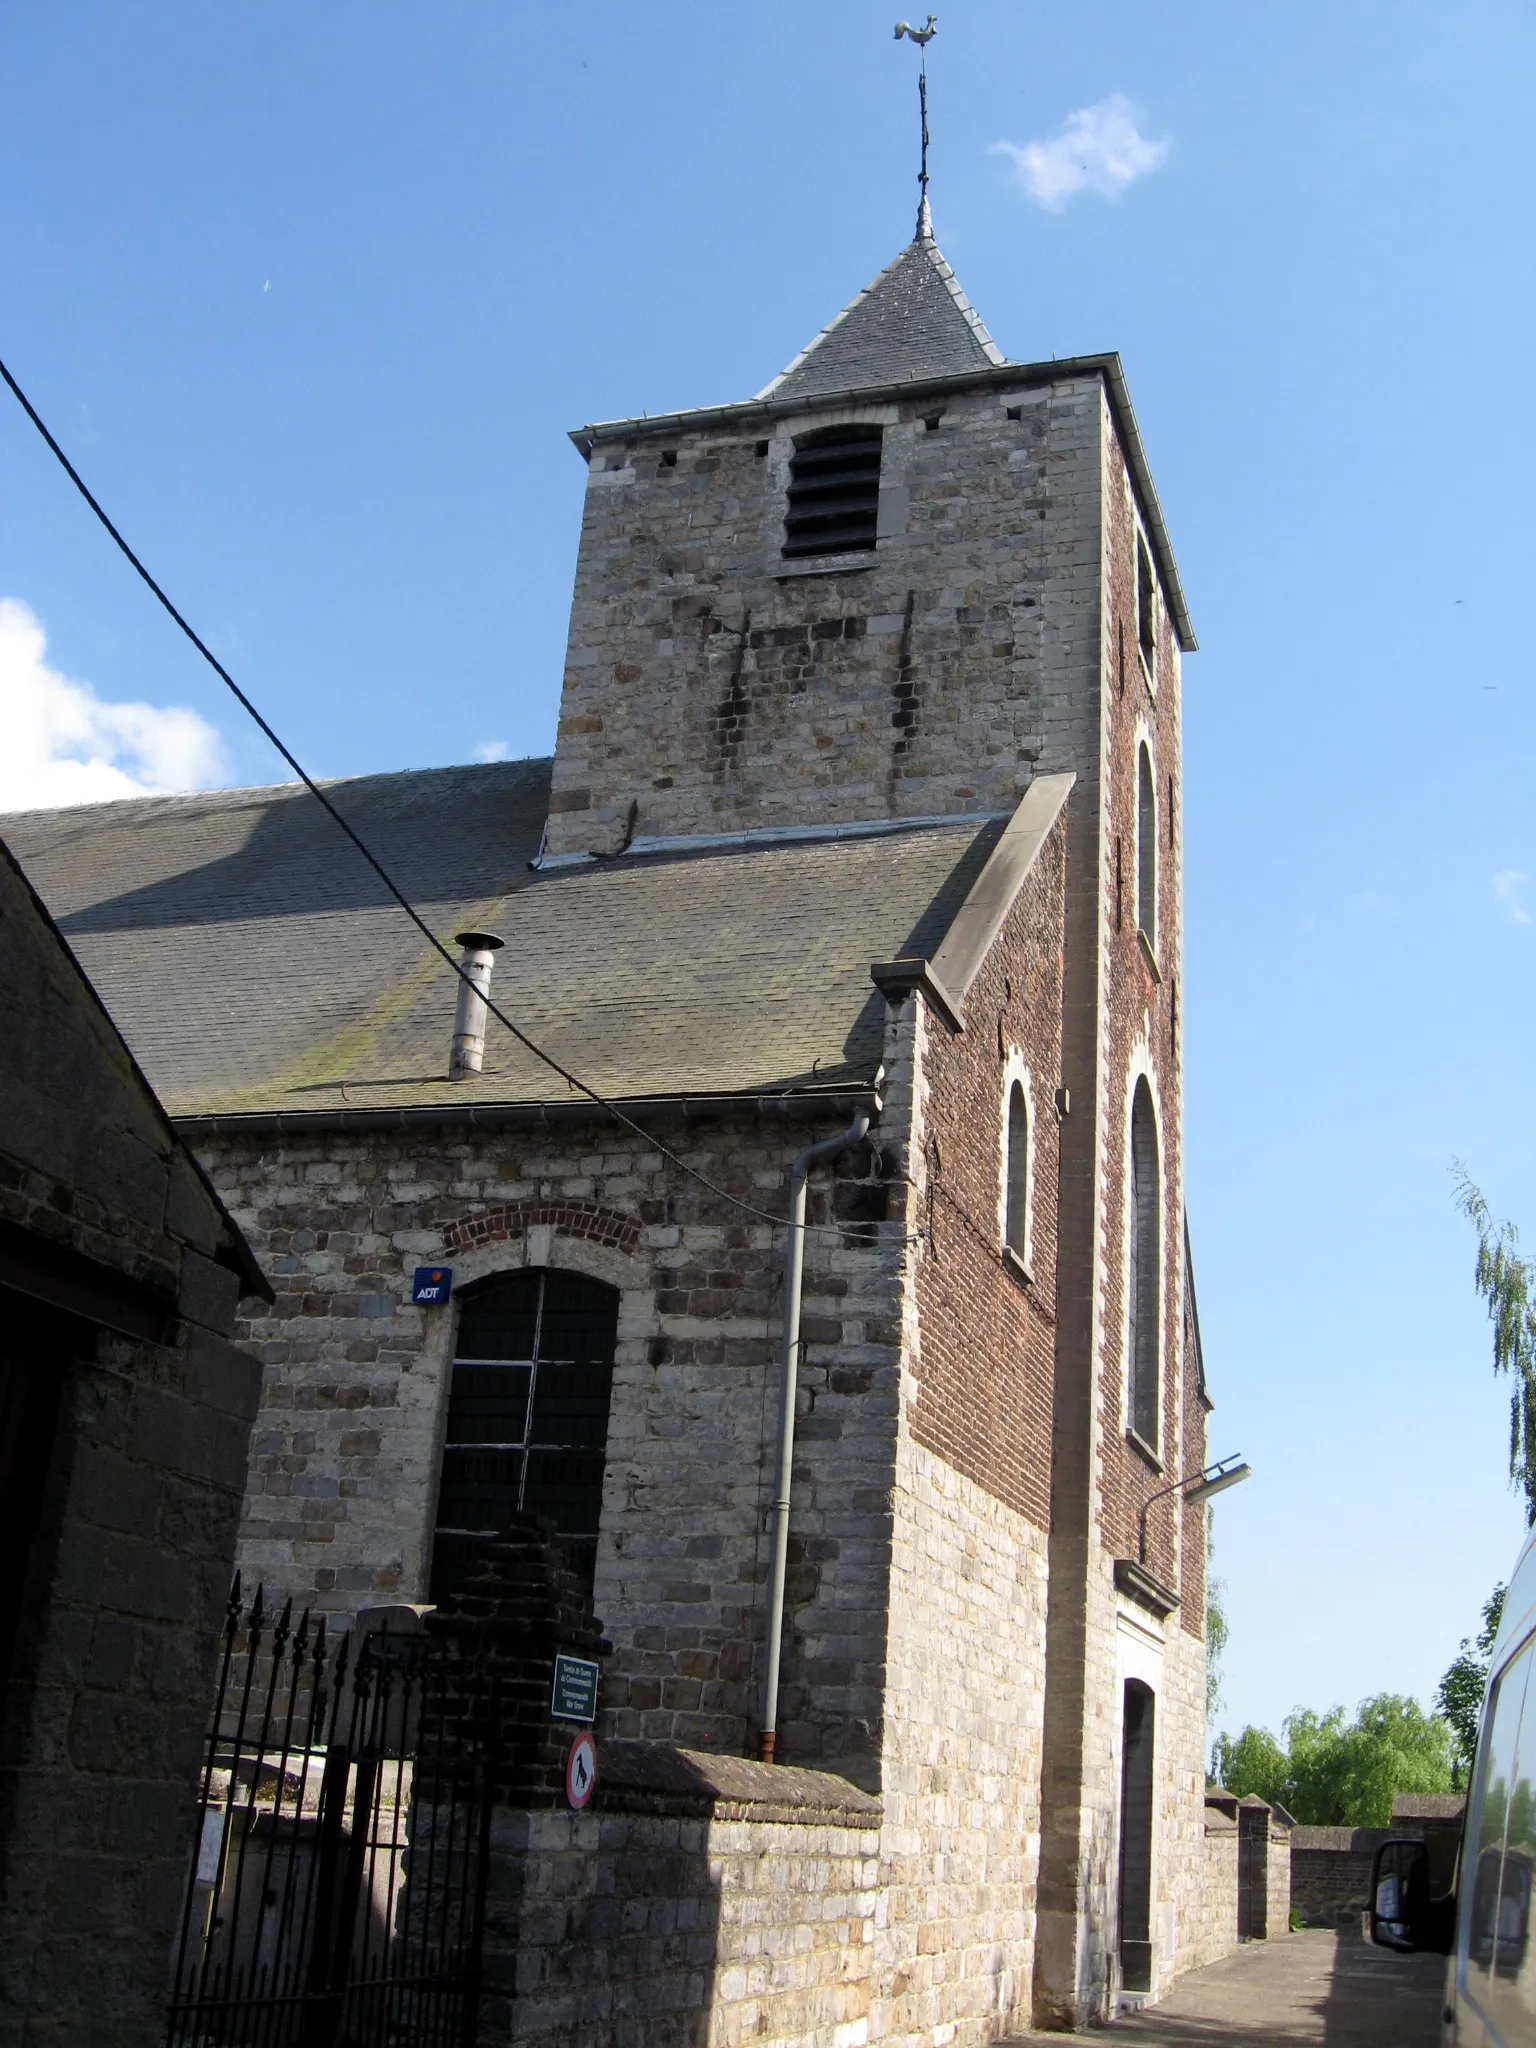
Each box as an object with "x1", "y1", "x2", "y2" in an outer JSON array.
[
  {"x1": 1267, "y1": 1820, "x2": 1293, "y2": 1938},
  {"x1": 1289, "y1": 1827, "x2": 1388, "y2": 1927},
  {"x1": 1185, "y1": 1810, "x2": 1238, "y2": 1971},
  {"x1": 481, "y1": 1743, "x2": 882, "y2": 2048}
]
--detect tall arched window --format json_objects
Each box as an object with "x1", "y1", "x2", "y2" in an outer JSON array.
[
  {"x1": 1128, "y1": 1080, "x2": 1161, "y2": 1447},
  {"x1": 1136, "y1": 744, "x2": 1157, "y2": 950},
  {"x1": 1004, "y1": 1079, "x2": 1030, "y2": 1264},
  {"x1": 430, "y1": 1267, "x2": 619, "y2": 1603}
]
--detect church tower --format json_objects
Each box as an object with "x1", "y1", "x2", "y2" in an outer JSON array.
[
  {"x1": 545, "y1": 211, "x2": 1192, "y2": 864},
  {"x1": 545, "y1": 213, "x2": 1203, "y2": 2026}
]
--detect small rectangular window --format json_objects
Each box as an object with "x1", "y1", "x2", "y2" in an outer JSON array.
[
  {"x1": 783, "y1": 423, "x2": 882, "y2": 558},
  {"x1": 1136, "y1": 534, "x2": 1157, "y2": 683}
]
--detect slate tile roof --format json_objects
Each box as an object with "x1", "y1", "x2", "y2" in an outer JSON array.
[
  {"x1": 756, "y1": 228, "x2": 1005, "y2": 404},
  {"x1": 1, "y1": 762, "x2": 1007, "y2": 1120}
]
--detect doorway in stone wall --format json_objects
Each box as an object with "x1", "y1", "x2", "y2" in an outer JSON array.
[
  {"x1": 429, "y1": 1267, "x2": 619, "y2": 1603},
  {"x1": 1118, "y1": 1678, "x2": 1156, "y2": 1993}
]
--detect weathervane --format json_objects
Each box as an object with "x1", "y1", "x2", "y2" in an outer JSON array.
[{"x1": 894, "y1": 17, "x2": 938, "y2": 238}]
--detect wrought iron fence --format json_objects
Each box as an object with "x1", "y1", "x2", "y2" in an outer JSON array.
[{"x1": 166, "y1": 1579, "x2": 496, "y2": 2047}]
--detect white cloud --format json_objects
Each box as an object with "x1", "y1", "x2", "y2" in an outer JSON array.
[
  {"x1": 476, "y1": 738, "x2": 510, "y2": 763},
  {"x1": 1494, "y1": 870, "x2": 1531, "y2": 925},
  {"x1": 993, "y1": 94, "x2": 1170, "y2": 212},
  {"x1": 0, "y1": 597, "x2": 229, "y2": 813}
]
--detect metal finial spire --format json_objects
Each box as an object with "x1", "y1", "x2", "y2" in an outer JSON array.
[{"x1": 894, "y1": 16, "x2": 938, "y2": 239}]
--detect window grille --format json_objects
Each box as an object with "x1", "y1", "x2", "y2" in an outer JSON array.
[
  {"x1": 1004, "y1": 1080, "x2": 1030, "y2": 1262},
  {"x1": 430, "y1": 1267, "x2": 618, "y2": 1601},
  {"x1": 1128, "y1": 1080, "x2": 1161, "y2": 1447},
  {"x1": 782, "y1": 423, "x2": 882, "y2": 558}
]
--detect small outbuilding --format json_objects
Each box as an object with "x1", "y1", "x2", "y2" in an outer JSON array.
[{"x1": 0, "y1": 837, "x2": 268, "y2": 2048}]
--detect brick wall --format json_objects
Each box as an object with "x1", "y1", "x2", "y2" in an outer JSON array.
[
  {"x1": 1092, "y1": 417, "x2": 1188, "y2": 1599},
  {"x1": 906, "y1": 812, "x2": 1066, "y2": 1522}
]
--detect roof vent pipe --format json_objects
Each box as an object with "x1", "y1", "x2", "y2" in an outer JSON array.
[{"x1": 448, "y1": 930, "x2": 505, "y2": 1080}]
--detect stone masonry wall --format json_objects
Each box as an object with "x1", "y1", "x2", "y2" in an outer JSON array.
[
  {"x1": 1185, "y1": 1815, "x2": 1238, "y2": 1972},
  {"x1": 483, "y1": 1797, "x2": 881, "y2": 2048},
  {"x1": 859, "y1": 809, "x2": 1066, "y2": 2042},
  {"x1": 1154, "y1": 1621, "x2": 1211, "y2": 1997},
  {"x1": 0, "y1": 839, "x2": 263, "y2": 2048},
  {"x1": 199, "y1": 1112, "x2": 905, "y2": 1787},
  {"x1": 548, "y1": 376, "x2": 1111, "y2": 855}
]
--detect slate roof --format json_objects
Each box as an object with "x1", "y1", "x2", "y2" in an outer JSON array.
[
  {"x1": 0, "y1": 762, "x2": 1010, "y2": 1123},
  {"x1": 756, "y1": 226, "x2": 1005, "y2": 404}
]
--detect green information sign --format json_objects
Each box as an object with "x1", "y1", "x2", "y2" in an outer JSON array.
[{"x1": 551, "y1": 1653, "x2": 600, "y2": 1725}]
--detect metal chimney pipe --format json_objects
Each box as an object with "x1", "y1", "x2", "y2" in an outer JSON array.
[{"x1": 448, "y1": 930, "x2": 505, "y2": 1080}]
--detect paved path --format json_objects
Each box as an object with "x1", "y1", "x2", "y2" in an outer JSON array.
[{"x1": 1013, "y1": 1930, "x2": 1446, "y2": 2043}]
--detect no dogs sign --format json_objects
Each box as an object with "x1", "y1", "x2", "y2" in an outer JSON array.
[{"x1": 566, "y1": 1731, "x2": 598, "y2": 1811}]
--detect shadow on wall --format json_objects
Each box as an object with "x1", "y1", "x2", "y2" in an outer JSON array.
[{"x1": 438, "y1": 1519, "x2": 882, "y2": 2047}]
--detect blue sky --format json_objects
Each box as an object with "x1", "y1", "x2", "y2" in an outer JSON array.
[{"x1": 4, "y1": 1, "x2": 1535, "y2": 1743}]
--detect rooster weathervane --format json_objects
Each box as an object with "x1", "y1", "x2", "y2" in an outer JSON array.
[{"x1": 893, "y1": 17, "x2": 938, "y2": 235}]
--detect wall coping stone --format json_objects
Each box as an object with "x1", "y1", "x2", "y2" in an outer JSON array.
[{"x1": 597, "y1": 1740, "x2": 883, "y2": 1827}]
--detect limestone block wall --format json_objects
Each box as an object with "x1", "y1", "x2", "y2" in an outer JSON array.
[
  {"x1": 1267, "y1": 1823, "x2": 1293, "y2": 1939},
  {"x1": 1184, "y1": 1815, "x2": 1238, "y2": 1971},
  {"x1": 549, "y1": 377, "x2": 1110, "y2": 855},
  {"x1": 1158, "y1": 1623, "x2": 1213, "y2": 1992},
  {"x1": 479, "y1": 1757, "x2": 881, "y2": 2048},
  {"x1": 198, "y1": 1112, "x2": 904, "y2": 1780},
  {"x1": 874, "y1": 1438, "x2": 1050, "y2": 2046}
]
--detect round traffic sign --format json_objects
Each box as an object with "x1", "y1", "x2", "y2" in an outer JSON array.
[{"x1": 565, "y1": 1730, "x2": 598, "y2": 1811}]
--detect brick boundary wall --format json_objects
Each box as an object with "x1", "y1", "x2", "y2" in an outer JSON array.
[{"x1": 443, "y1": 1199, "x2": 641, "y2": 1258}]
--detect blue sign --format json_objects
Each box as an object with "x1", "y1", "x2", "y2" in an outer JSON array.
[{"x1": 412, "y1": 1265, "x2": 454, "y2": 1306}]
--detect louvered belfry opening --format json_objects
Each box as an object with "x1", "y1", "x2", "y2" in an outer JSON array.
[
  {"x1": 782, "y1": 422, "x2": 883, "y2": 557},
  {"x1": 430, "y1": 1267, "x2": 619, "y2": 1602}
]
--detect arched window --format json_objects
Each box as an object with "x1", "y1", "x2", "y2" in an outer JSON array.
[
  {"x1": 1004, "y1": 1079, "x2": 1030, "y2": 1264},
  {"x1": 430, "y1": 1267, "x2": 619, "y2": 1603},
  {"x1": 1128, "y1": 1080, "x2": 1160, "y2": 1447},
  {"x1": 1136, "y1": 743, "x2": 1157, "y2": 950}
]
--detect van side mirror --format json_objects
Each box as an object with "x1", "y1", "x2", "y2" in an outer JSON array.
[{"x1": 1371, "y1": 1838, "x2": 1453, "y2": 1954}]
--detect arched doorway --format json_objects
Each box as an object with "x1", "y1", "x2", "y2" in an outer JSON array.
[
  {"x1": 429, "y1": 1267, "x2": 619, "y2": 1603},
  {"x1": 1119, "y1": 1679, "x2": 1156, "y2": 1993}
]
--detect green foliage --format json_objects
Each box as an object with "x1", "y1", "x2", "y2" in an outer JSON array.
[
  {"x1": 1212, "y1": 1724, "x2": 1288, "y2": 1806},
  {"x1": 1206, "y1": 1523, "x2": 1229, "y2": 1722},
  {"x1": 1436, "y1": 1582, "x2": 1507, "y2": 1788},
  {"x1": 1455, "y1": 1168, "x2": 1536, "y2": 1524},
  {"x1": 1212, "y1": 1694, "x2": 1456, "y2": 1826}
]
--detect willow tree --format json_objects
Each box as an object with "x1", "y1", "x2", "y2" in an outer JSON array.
[{"x1": 1455, "y1": 1167, "x2": 1536, "y2": 1524}]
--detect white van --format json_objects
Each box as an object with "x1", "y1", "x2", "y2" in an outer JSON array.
[{"x1": 1373, "y1": 1525, "x2": 1536, "y2": 2043}]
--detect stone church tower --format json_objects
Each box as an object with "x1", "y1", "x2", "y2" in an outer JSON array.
[
  {"x1": 6, "y1": 203, "x2": 1215, "y2": 2038},
  {"x1": 546, "y1": 208, "x2": 1203, "y2": 2022}
]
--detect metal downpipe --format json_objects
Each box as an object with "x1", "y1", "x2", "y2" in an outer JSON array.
[{"x1": 758, "y1": 1101, "x2": 875, "y2": 1763}]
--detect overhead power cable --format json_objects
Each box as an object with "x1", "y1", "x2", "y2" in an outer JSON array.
[{"x1": 0, "y1": 353, "x2": 902, "y2": 1243}]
